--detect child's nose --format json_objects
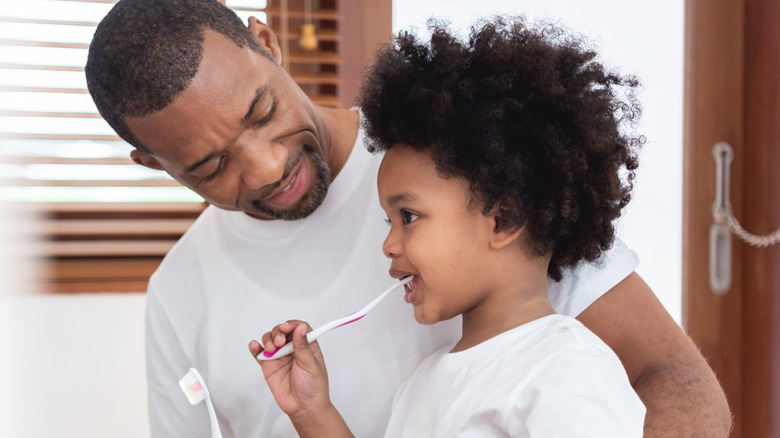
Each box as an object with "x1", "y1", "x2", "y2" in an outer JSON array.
[{"x1": 382, "y1": 228, "x2": 402, "y2": 259}]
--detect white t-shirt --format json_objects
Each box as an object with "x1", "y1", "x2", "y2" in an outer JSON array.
[
  {"x1": 145, "y1": 119, "x2": 639, "y2": 438},
  {"x1": 385, "y1": 314, "x2": 645, "y2": 437}
]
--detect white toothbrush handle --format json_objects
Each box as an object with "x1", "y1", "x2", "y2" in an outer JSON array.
[
  {"x1": 203, "y1": 395, "x2": 223, "y2": 438},
  {"x1": 257, "y1": 277, "x2": 411, "y2": 361},
  {"x1": 187, "y1": 368, "x2": 223, "y2": 438}
]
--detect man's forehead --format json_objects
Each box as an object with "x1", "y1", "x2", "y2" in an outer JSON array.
[{"x1": 124, "y1": 36, "x2": 274, "y2": 159}]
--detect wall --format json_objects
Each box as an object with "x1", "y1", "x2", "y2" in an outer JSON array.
[{"x1": 0, "y1": 292, "x2": 149, "y2": 438}]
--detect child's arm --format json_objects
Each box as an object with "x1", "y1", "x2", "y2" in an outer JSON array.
[{"x1": 249, "y1": 321, "x2": 355, "y2": 438}]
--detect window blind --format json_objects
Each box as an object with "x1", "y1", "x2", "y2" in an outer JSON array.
[{"x1": 0, "y1": 0, "x2": 345, "y2": 292}]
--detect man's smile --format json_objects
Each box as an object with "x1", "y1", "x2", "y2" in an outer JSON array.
[{"x1": 262, "y1": 157, "x2": 310, "y2": 208}]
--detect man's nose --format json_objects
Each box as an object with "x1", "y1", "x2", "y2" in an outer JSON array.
[{"x1": 238, "y1": 139, "x2": 287, "y2": 191}]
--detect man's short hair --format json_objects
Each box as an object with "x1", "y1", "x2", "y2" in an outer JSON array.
[{"x1": 86, "y1": 0, "x2": 269, "y2": 151}]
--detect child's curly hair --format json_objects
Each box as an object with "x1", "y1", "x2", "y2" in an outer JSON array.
[{"x1": 359, "y1": 16, "x2": 644, "y2": 281}]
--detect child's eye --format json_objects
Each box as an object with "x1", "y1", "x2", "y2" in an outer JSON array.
[
  {"x1": 384, "y1": 217, "x2": 392, "y2": 226},
  {"x1": 402, "y1": 210, "x2": 419, "y2": 224}
]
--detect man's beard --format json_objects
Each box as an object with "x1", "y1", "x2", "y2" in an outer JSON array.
[{"x1": 250, "y1": 144, "x2": 331, "y2": 220}]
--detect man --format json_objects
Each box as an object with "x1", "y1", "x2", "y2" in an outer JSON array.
[{"x1": 85, "y1": 0, "x2": 731, "y2": 437}]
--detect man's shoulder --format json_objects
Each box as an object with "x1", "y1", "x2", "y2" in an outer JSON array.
[
  {"x1": 149, "y1": 205, "x2": 222, "y2": 284},
  {"x1": 548, "y1": 238, "x2": 639, "y2": 317}
]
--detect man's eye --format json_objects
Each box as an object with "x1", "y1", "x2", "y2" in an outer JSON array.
[
  {"x1": 402, "y1": 210, "x2": 419, "y2": 224},
  {"x1": 203, "y1": 157, "x2": 225, "y2": 182},
  {"x1": 254, "y1": 99, "x2": 277, "y2": 129}
]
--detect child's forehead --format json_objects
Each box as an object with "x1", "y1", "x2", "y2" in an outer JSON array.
[
  {"x1": 378, "y1": 145, "x2": 436, "y2": 178},
  {"x1": 378, "y1": 146, "x2": 476, "y2": 204}
]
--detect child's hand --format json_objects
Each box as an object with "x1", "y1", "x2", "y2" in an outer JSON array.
[{"x1": 249, "y1": 320, "x2": 331, "y2": 418}]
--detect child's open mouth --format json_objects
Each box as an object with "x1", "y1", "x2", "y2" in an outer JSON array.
[{"x1": 403, "y1": 275, "x2": 419, "y2": 303}]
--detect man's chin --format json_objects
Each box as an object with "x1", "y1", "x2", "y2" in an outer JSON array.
[
  {"x1": 246, "y1": 189, "x2": 327, "y2": 221},
  {"x1": 245, "y1": 203, "x2": 319, "y2": 221}
]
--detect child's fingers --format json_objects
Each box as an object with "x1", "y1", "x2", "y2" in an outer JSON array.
[
  {"x1": 260, "y1": 330, "x2": 278, "y2": 353},
  {"x1": 248, "y1": 339, "x2": 263, "y2": 357},
  {"x1": 262, "y1": 320, "x2": 311, "y2": 353},
  {"x1": 291, "y1": 322, "x2": 321, "y2": 363}
]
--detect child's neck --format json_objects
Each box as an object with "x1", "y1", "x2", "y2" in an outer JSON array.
[{"x1": 452, "y1": 272, "x2": 555, "y2": 353}]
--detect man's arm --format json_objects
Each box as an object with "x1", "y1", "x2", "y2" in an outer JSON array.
[{"x1": 577, "y1": 272, "x2": 732, "y2": 437}]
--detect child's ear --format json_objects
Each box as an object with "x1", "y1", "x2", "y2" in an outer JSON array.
[
  {"x1": 486, "y1": 202, "x2": 524, "y2": 250},
  {"x1": 489, "y1": 218, "x2": 524, "y2": 250}
]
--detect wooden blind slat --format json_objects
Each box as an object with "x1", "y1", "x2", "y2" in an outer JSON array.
[
  {"x1": 0, "y1": 110, "x2": 101, "y2": 118},
  {"x1": 5, "y1": 202, "x2": 206, "y2": 214},
  {"x1": 292, "y1": 73, "x2": 339, "y2": 85},
  {"x1": 287, "y1": 52, "x2": 340, "y2": 64},
  {"x1": 41, "y1": 258, "x2": 163, "y2": 281},
  {"x1": 22, "y1": 240, "x2": 176, "y2": 257},
  {"x1": 284, "y1": 29, "x2": 340, "y2": 42},
  {"x1": 0, "y1": 16, "x2": 97, "y2": 27},
  {"x1": 0, "y1": 133, "x2": 121, "y2": 141},
  {"x1": 1, "y1": 178, "x2": 181, "y2": 187},
  {"x1": 0, "y1": 86, "x2": 89, "y2": 93},
  {"x1": 0, "y1": 39, "x2": 89, "y2": 50},
  {"x1": 0, "y1": 63, "x2": 83, "y2": 72},
  {"x1": 261, "y1": 7, "x2": 339, "y2": 20},
  {"x1": 22, "y1": 218, "x2": 196, "y2": 236},
  {"x1": 2, "y1": 157, "x2": 133, "y2": 165}
]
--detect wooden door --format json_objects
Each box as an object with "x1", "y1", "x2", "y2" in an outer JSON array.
[{"x1": 684, "y1": 1, "x2": 780, "y2": 437}]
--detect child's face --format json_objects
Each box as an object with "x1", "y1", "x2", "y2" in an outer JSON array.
[{"x1": 377, "y1": 145, "x2": 499, "y2": 325}]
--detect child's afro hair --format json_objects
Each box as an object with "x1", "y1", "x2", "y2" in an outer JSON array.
[{"x1": 359, "y1": 16, "x2": 644, "y2": 281}]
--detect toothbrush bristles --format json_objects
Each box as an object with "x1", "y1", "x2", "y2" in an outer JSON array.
[{"x1": 179, "y1": 369, "x2": 206, "y2": 405}]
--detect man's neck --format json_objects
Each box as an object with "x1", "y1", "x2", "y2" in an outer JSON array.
[{"x1": 317, "y1": 107, "x2": 360, "y2": 182}]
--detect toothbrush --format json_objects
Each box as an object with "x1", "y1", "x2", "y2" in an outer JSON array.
[
  {"x1": 257, "y1": 276, "x2": 412, "y2": 361},
  {"x1": 179, "y1": 367, "x2": 223, "y2": 438}
]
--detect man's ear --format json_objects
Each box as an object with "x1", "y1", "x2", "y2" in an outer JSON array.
[
  {"x1": 130, "y1": 149, "x2": 164, "y2": 171},
  {"x1": 247, "y1": 16, "x2": 283, "y2": 65}
]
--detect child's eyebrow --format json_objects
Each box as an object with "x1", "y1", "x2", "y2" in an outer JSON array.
[{"x1": 386, "y1": 192, "x2": 420, "y2": 206}]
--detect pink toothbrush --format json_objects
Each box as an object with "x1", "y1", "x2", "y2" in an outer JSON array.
[{"x1": 256, "y1": 276, "x2": 412, "y2": 361}]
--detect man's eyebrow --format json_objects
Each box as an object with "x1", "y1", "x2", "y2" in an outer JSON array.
[
  {"x1": 386, "y1": 192, "x2": 420, "y2": 206},
  {"x1": 185, "y1": 151, "x2": 217, "y2": 174},
  {"x1": 241, "y1": 86, "x2": 269, "y2": 124}
]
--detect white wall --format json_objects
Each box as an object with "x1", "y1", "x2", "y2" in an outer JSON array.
[
  {"x1": 393, "y1": 0, "x2": 684, "y2": 323},
  {"x1": 0, "y1": 291, "x2": 149, "y2": 438}
]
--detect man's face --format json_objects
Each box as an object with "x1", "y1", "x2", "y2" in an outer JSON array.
[{"x1": 126, "y1": 29, "x2": 331, "y2": 220}]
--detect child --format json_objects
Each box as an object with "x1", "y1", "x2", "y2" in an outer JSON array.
[{"x1": 250, "y1": 16, "x2": 646, "y2": 437}]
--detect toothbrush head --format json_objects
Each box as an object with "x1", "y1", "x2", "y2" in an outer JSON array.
[{"x1": 179, "y1": 367, "x2": 207, "y2": 405}]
